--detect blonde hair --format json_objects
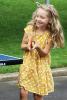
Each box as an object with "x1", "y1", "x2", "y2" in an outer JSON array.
[{"x1": 27, "y1": 4, "x2": 65, "y2": 48}]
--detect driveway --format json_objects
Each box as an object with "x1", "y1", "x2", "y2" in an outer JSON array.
[{"x1": 0, "y1": 76, "x2": 67, "y2": 100}]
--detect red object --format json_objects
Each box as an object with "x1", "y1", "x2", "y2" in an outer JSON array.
[{"x1": 29, "y1": 36, "x2": 32, "y2": 48}]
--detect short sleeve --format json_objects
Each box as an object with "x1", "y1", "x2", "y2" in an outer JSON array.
[{"x1": 24, "y1": 25, "x2": 33, "y2": 36}]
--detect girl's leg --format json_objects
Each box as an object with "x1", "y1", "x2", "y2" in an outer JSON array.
[
  {"x1": 20, "y1": 87, "x2": 28, "y2": 100},
  {"x1": 33, "y1": 93, "x2": 43, "y2": 100}
]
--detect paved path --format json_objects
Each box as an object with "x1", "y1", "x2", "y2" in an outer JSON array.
[
  {"x1": 0, "y1": 76, "x2": 67, "y2": 100},
  {"x1": 0, "y1": 68, "x2": 67, "y2": 81}
]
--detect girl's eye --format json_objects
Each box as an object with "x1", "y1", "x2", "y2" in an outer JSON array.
[
  {"x1": 41, "y1": 16, "x2": 45, "y2": 19},
  {"x1": 36, "y1": 15, "x2": 45, "y2": 19}
]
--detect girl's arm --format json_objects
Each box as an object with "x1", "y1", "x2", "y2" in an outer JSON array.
[
  {"x1": 21, "y1": 32, "x2": 29, "y2": 51},
  {"x1": 35, "y1": 38, "x2": 52, "y2": 57}
]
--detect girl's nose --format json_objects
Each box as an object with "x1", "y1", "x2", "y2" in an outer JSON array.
[{"x1": 36, "y1": 17, "x2": 41, "y2": 22}]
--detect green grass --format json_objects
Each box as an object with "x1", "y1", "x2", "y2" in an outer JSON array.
[{"x1": 0, "y1": 0, "x2": 67, "y2": 73}]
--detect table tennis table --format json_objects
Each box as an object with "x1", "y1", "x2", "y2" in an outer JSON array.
[{"x1": 0, "y1": 54, "x2": 23, "y2": 66}]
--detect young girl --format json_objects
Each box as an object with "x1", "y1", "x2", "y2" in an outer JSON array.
[{"x1": 18, "y1": 4, "x2": 64, "y2": 100}]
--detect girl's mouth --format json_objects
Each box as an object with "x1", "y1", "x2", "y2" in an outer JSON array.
[{"x1": 36, "y1": 21, "x2": 43, "y2": 25}]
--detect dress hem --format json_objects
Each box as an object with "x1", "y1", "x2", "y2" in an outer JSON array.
[{"x1": 17, "y1": 84, "x2": 54, "y2": 96}]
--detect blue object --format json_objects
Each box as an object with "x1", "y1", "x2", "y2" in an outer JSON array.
[{"x1": 0, "y1": 54, "x2": 23, "y2": 66}]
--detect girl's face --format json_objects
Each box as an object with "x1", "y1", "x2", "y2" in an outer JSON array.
[{"x1": 35, "y1": 8, "x2": 49, "y2": 30}]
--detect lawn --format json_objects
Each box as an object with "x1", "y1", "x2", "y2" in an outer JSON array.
[{"x1": 0, "y1": 0, "x2": 67, "y2": 73}]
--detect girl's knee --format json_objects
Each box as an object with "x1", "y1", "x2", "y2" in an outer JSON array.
[{"x1": 20, "y1": 87, "x2": 28, "y2": 97}]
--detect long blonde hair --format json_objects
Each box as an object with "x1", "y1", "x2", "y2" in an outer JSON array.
[{"x1": 27, "y1": 4, "x2": 65, "y2": 48}]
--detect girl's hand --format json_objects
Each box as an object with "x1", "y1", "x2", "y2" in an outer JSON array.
[
  {"x1": 27, "y1": 44, "x2": 32, "y2": 51},
  {"x1": 32, "y1": 42, "x2": 40, "y2": 50},
  {"x1": 28, "y1": 37, "x2": 32, "y2": 51},
  {"x1": 27, "y1": 41, "x2": 35, "y2": 51}
]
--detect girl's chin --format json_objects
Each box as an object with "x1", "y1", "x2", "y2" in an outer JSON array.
[
  {"x1": 36, "y1": 25, "x2": 44, "y2": 29},
  {"x1": 36, "y1": 24, "x2": 43, "y2": 28}
]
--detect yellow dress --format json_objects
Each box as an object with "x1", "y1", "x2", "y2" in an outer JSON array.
[{"x1": 18, "y1": 25, "x2": 54, "y2": 96}]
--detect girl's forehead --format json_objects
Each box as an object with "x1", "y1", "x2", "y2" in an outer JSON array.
[{"x1": 36, "y1": 8, "x2": 48, "y2": 16}]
